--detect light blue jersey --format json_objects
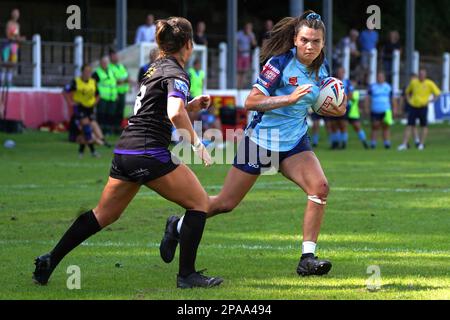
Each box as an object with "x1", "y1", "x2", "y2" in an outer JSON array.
[
  {"x1": 368, "y1": 82, "x2": 392, "y2": 113},
  {"x1": 248, "y1": 48, "x2": 329, "y2": 152}
]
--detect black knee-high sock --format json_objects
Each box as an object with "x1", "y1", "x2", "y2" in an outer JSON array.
[
  {"x1": 178, "y1": 210, "x2": 206, "y2": 277},
  {"x1": 49, "y1": 210, "x2": 101, "y2": 270},
  {"x1": 88, "y1": 143, "x2": 95, "y2": 154},
  {"x1": 79, "y1": 144, "x2": 85, "y2": 153}
]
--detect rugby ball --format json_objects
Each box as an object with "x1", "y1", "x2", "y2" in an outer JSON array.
[{"x1": 312, "y1": 77, "x2": 345, "y2": 114}]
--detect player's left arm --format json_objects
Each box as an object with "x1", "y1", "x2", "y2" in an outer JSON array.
[
  {"x1": 318, "y1": 94, "x2": 347, "y2": 117},
  {"x1": 186, "y1": 95, "x2": 211, "y2": 112}
]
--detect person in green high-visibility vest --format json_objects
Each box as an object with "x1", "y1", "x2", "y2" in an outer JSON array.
[
  {"x1": 93, "y1": 56, "x2": 117, "y2": 135},
  {"x1": 329, "y1": 67, "x2": 369, "y2": 149},
  {"x1": 187, "y1": 59, "x2": 206, "y2": 123},
  {"x1": 109, "y1": 49, "x2": 131, "y2": 134},
  {"x1": 188, "y1": 59, "x2": 204, "y2": 98},
  {"x1": 346, "y1": 87, "x2": 369, "y2": 149}
]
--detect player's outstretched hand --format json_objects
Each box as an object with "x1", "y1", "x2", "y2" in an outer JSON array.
[
  {"x1": 187, "y1": 95, "x2": 211, "y2": 112},
  {"x1": 319, "y1": 94, "x2": 347, "y2": 117},
  {"x1": 288, "y1": 84, "x2": 313, "y2": 105}
]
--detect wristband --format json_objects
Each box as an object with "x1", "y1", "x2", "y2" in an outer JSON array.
[{"x1": 192, "y1": 137, "x2": 202, "y2": 152}]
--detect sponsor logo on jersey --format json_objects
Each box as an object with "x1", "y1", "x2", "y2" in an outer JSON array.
[
  {"x1": 257, "y1": 78, "x2": 270, "y2": 89},
  {"x1": 174, "y1": 79, "x2": 189, "y2": 97},
  {"x1": 261, "y1": 63, "x2": 281, "y2": 84},
  {"x1": 289, "y1": 77, "x2": 298, "y2": 86},
  {"x1": 144, "y1": 67, "x2": 156, "y2": 78}
]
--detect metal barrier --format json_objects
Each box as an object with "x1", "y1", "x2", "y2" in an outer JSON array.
[{"x1": 1, "y1": 35, "x2": 110, "y2": 88}]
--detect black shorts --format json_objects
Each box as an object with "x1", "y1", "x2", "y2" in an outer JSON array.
[
  {"x1": 371, "y1": 112, "x2": 386, "y2": 123},
  {"x1": 109, "y1": 152, "x2": 179, "y2": 185},
  {"x1": 348, "y1": 117, "x2": 360, "y2": 124},
  {"x1": 75, "y1": 105, "x2": 95, "y2": 120},
  {"x1": 407, "y1": 107, "x2": 428, "y2": 127}
]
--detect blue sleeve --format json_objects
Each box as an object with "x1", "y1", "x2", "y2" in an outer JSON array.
[
  {"x1": 368, "y1": 84, "x2": 373, "y2": 96},
  {"x1": 254, "y1": 53, "x2": 290, "y2": 96}
]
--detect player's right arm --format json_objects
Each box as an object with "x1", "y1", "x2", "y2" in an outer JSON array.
[
  {"x1": 167, "y1": 97, "x2": 212, "y2": 166},
  {"x1": 246, "y1": 56, "x2": 312, "y2": 112},
  {"x1": 245, "y1": 85, "x2": 312, "y2": 112}
]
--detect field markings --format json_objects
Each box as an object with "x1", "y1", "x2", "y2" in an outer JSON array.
[
  {"x1": 1, "y1": 239, "x2": 449, "y2": 255},
  {"x1": 1, "y1": 181, "x2": 449, "y2": 194}
]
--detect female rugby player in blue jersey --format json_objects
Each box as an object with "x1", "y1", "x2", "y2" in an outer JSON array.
[
  {"x1": 161, "y1": 11, "x2": 346, "y2": 277},
  {"x1": 32, "y1": 17, "x2": 222, "y2": 289}
]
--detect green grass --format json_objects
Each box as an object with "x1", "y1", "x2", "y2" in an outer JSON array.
[{"x1": 1, "y1": 124, "x2": 449, "y2": 300}]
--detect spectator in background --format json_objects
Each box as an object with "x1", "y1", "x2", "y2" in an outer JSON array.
[
  {"x1": 365, "y1": 71, "x2": 396, "y2": 150},
  {"x1": 93, "y1": 56, "x2": 117, "y2": 135},
  {"x1": 381, "y1": 30, "x2": 401, "y2": 83},
  {"x1": 187, "y1": 59, "x2": 205, "y2": 123},
  {"x1": 399, "y1": 73, "x2": 420, "y2": 147},
  {"x1": 138, "y1": 47, "x2": 160, "y2": 84},
  {"x1": 359, "y1": 28, "x2": 379, "y2": 86},
  {"x1": 193, "y1": 21, "x2": 208, "y2": 46},
  {"x1": 63, "y1": 64, "x2": 101, "y2": 158},
  {"x1": 329, "y1": 67, "x2": 369, "y2": 150},
  {"x1": 333, "y1": 29, "x2": 360, "y2": 75},
  {"x1": 1, "y1": 8, "x2": 26, "y2": 87},
  {"x1": 398, "y1": 68, "x2": 441, "y2": 151},
  {"x1": 135, "y1": 14, "x2": 156, "y2": 44},
  {"x1": 109, "y1": 48, "x2": 131, "y2": 134},
  {"x1": 237, "y1": 22, "x2": 257, "y2": 89},
  {"x1": 259, "y1": 19, "x2": 273, "y2": 48},
  {"x1": 188, "y1": 59, "x2": 205, "y2": 99}
]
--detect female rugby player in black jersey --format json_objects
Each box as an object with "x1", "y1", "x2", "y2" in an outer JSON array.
[{"x1": 32, "y1": 17, "x2": 223, "y2": 289}]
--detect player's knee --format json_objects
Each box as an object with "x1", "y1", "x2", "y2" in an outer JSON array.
[
  {"x1": 219, "y1": 202, "x2": 233, "y2": 214},
  {"x1": 208, "y1": 197, "x2": 236, "y2": 214},
  {"x1": 311, "y1": 179, "x2": 329, "y2": 199},
  {"x1": 217, "y1": 198, "x2": 238, "y2": 214}
]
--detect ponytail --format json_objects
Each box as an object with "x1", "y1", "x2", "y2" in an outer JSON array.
[
  {"x1": 260, "y1": 17, "x2": 298, "y2": 64},
  {"x1": 260, "y1": 10, "x2": 326, "y2": 79},
  {"x1": 155, "y1": 17, "x2": 193, "y2": 56}
]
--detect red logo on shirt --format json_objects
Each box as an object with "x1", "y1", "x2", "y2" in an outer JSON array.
[{"x1": 289, "y1": 77, "x2": 298, "y2": 86}]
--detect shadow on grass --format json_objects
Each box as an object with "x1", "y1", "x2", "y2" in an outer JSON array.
[{"x1": 245, "y1": 281, "x2": 447, "y2": 293}]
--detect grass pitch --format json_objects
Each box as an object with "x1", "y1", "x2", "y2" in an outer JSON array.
[{"x1": 0, "y1": 124, "x2": 449, "y2": 300}]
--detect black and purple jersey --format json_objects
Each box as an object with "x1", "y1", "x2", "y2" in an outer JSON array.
[{"x1": 114, "y1": 56, "x2": 190, "y2": 154}]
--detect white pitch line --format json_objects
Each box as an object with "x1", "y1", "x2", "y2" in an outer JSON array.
[
  {"x1": 1, "y1": 239, "x2": 448, "y2": 255},
  {"x1": 205, "y1": 182, "x2": 450, "y2": 193},
  {"x1": 1, "y1": 182, "x2": 449, "y2": 194}
]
